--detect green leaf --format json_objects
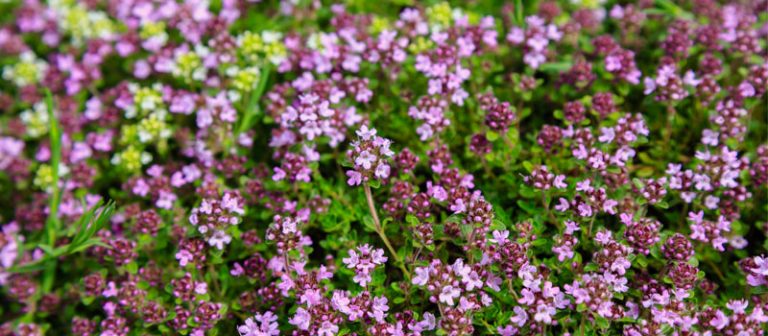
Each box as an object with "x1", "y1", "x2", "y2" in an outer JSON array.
[
  {"x1": 653, "y1": 0, "x2": 694, "y2": 20},
  {"x1": 68, "y1": 201, "x2": 115, "y2": 254},
  {"x1": 522, "y1": 161, "x2": 534, "y2": 173},
  {"x1": 635, "y1": 254, "x2": 648, "y2": 267},
  {"x1": 8, "y1": 262, "x2": 47, "y2": 274},
  {"x1": 126, "y1": 261, "x2": 138, "y2": 274},
  {"x1": 237, "y1": 65, "x2": 272, "y2": 135},
  {"x1": 513, "y1": 0, "x2": 524, "y2": 26},
  {"x1": 486, "y1": 130, "x2": 499, "y2": 142},
  {"x1": 539, "y1": 62, "x2": 573, "y2": 73},
  {"x1": 367, "y1": 179, "x2": 381, "y2": 189},
  {"x1": 635, "y1": 166, "x2": 654, "y2": 177},
  {"x1": 362, "y1": 215, "x2": 377, "y2": 232},
  {"x1": 44, "y1": 89, "x2": 62, "y2": 247}
]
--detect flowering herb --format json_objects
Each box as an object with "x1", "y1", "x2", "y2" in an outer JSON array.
[{"x1": 0, "y1": 1, "x2": 766, "y2": 335}]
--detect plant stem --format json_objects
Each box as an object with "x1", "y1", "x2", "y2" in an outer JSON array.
[
  {"x1": 541, "y1": 192, "x2": 560, "y2": 230},
  {"x1": 43, "y1": 89, "x2": 61, "y2": 293},
  {"x1": 363, "y1": 184, "x2": 411, "y2": 279},
  {"x1": 705, "y1": 259, "x2": 726, "y2": 283},
  {"x1": 208, "y1": 263, "x2": 222, "y2": 298},
  {"x1": 663, "y1": 104, "x2": 676, "y2": 157}
]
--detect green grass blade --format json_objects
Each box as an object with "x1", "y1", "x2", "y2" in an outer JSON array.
[{"x1": 237, "y1": 65, "x2": 272, "y2": 135}]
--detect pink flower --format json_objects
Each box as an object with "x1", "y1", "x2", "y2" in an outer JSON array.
[
  {"x1": 412, "y1": 266, "x2": 430, "y2": 286},
  {"x1": 238, "y1": 311, "x2": 279, "y2": 336},
  {"x1": 371, "y1": 296, "x2": 389, "y2": 322},
  {"x1": 176, "y1": 249, "x2": 193, "y2": 267},
  {"x1": 317, "y1": 321, "x2": 338, "y2": 336},
  {"x1": 355, "y1": 150, "x2": 375, "y2": 169},
  {"x1": 726, "y1": 300, "x2": 748, "y2": 314},
  {"x1": 533, "y1": 304, "x2": 556, "y2": 324},
  {"x1": 439, "y1": 285, "x2": 461, "y2": 306},
  {"x1": 346, "y1": 170, "x2": 362, "y2": 186},
  {"x1": 343, "y1": 244, "x2": 387, "y2": 287},
  {"x1": 510, "y1": 306, "x2": 528, "y2": 327},
  {"x1": 356, "y1": 125, "x2": 376, "y2": 140},
  {"x1": 288, "y1": 308, "x2": 310, "y2": 330},
  {"x1": 415, "y1": 312, "x2": 436, "y2": 331}
]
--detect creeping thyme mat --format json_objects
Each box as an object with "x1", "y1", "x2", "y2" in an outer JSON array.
[{"x1": 0, "y1": 0, "x2": 767, "y2": 335}]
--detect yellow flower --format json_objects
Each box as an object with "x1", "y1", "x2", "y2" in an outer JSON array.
[
  {"x1": 112, "y1": 146, "x2": 152, "y2": 173},
  {"x1": 19, "y1": 102, "x2": 50, "y2": 138},
  {"x1": 119, "y1": 125, "x2": 139, "y2": 146},
  {"x1": 33, "y1": 164, "x2": 55, "y2": 190},
  {"x1": 238, "y1": 31, "x2": 286, "y2": 65},
  {"x1": 33, "y1": 163, "x2": 69, "y2": 192},
  {"x1": 239, "y1": 31, "x2": 265, "y2": 57},
  {"x1": 64, "y1": 5, "x2": 89, "y2": 37},
  {"x1": 426, "y1": 2, "x2": 453, "y2": 27},
  {"x1": 137, "y1": 111, "x2": 172, "y2": 143},
  {"x1": 264, "y1": 40, "x2": 287, "y2": 65},
  {"x1": 173, "y1": 47, "x2": 207, "y2": 82},
  {"x1": 370, "y1": 17, "x2": 391, "y2": 35},
  {"x1": 408, "y1": 37, "x2": 434, "y2": 54},
  {"x1": 128, "y1": 84, "x2": 164, "y2": 118},
  {"x1": 49, "y1": 0, "x2": 115, "y2": 44},
  {"x1": 230, "y1": 66, "x2": 261, "y2": 92},
  {"x1": 140, "y1": 21, "x2": 167, "y2": 40},
  {"x1": 571, "y1": 0, "x2": 606, "y2": 10},
  {"x1": 2, "y1": 52, "x2": 48, "y2": 87}
]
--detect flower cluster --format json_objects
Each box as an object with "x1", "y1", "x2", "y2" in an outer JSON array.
[
  {"x1": 0, "y1": 1, "x2": 766, "y2": 335},
  {"x1": 342, "y1": 244, "x2": 387, "y2": 287},
  {"x1": 507, "y1": 16, "x2": 562, "y2": 69},
  {"x1": 189, "y1": 191, "x2": 245, "y2": 249},
  {"x1": 346, "y1": 126, "x2": 394, "y2": 186}
]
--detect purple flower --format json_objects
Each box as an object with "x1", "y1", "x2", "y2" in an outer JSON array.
[
  {"x1": 346, "y1": 170, "x2": 362, "y2": 186},
  {"x1": 346, "y1": 126, "x2": 396, "y2": 186},
  {"x1": 317, "y1": 321, "x2": 338, "y2": 336},
  {"x1": 238, "y1": 311, "x2": 279, "y2": 336},
  {"x1": 343, "y1": 244, "x2": 387, "y2": 287},
  {"x1": 534, "y1": 304, "x2": 556, "y2": 324},
  {"x1": 412, "y1": 267, "x2": 430, "y2": 286},
  {"x1": 438, "y1": 285, "x2": 461, "y2": 306},
  {"x1": 288, "y1": 308, "x2": 310, "y2": 330},
  {"x1": 510, "y1": 306, "x2": 528, "y2": 327}
]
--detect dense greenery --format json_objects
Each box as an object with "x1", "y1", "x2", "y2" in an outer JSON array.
[{"x1": 0, "y1": 0, "x2": 766, "y2": 335}]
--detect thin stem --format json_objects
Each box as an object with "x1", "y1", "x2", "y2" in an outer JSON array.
[
  {"x1": 541, "y1": 192, "x2": 560, "y2": 230},
  {"x1": 283, "y1": 253, "x2": 292, "y2": 279},
  {"x1": 363, "y1": 184, "x2": 411, "y2": 279},
  {"x1": 705, "y1": 259, "x2": 726, "y2": 283},
  {"x1": 678, "y1": 203, "x2": 689, "y2": 229},
  {"x1": 208, "y1": 263, "x2": 222, "y2": 298},
  {"x1": 503, "y1": 134, "x2": 515, "y2": 163},
  {"x1": 663, "y1": 104, "x2": 676, "y2": 157}
]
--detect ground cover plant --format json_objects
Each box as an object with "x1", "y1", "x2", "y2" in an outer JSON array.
[{"x1": 0, "y1": 0, "x2": 766, "y2": 335}]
